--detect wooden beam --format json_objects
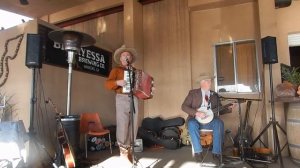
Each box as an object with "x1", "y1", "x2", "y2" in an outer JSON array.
[
  {"x1": 55, "y1": 5, "x2": 123, "y2": 27},
  {"x1": 139, "y1": 0, "x2": 163, "y2": 5}
]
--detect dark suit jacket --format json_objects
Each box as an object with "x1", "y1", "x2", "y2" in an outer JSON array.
[{"x1": 181, "y1": 88, "x2": 230, "y2": 120}]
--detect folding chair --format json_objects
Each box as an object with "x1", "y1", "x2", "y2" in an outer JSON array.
[{"x1": 80, "y1": 112, "x2": 112, "y2": 158}]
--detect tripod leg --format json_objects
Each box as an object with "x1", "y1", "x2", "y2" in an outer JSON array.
[
  {"x1": 251, "y1": 122, "x2": 272, "y2": 147},
  {"x1": 273, "y1": 123, "x2": 284, "y2": 168},
  {"x1": 275, "y1": 122, "x2": 288, "y2": 152},
  {"x1": 276, "y1": 122, "x2": 287, "y2": 135}
]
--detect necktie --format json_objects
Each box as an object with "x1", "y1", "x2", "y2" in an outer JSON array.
[
  {"x1": 205, "y1": 93, "x2": 210, "y2": 109},
  {"x1": 205, "y1": 94, "x2": 209, "y2": 102}
]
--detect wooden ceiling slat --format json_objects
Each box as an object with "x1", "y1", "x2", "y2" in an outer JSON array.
[{"x1": 55, "y1": 5, "x2": 123, "y2": 28}]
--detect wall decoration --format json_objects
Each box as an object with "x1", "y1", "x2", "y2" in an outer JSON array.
[{"x1": 0, "y1": 34, "x2": 24, "y2": 87}]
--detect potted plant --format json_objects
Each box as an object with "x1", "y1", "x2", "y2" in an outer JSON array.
[
  {"x1": 0, "y1": 93, "x2": 17, "y2": 122},
  {"x1": 281, "y1": 66, "x2": 300, "y2": 97}
]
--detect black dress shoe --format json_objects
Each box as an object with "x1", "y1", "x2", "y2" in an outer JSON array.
[{"x1": 194, "y1": 152, "x2": 204, "y2": 162}]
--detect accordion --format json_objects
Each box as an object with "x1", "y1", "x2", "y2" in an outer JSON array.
[{"x1": 123, "y1": 69, "x2": 154, "y2": 100}]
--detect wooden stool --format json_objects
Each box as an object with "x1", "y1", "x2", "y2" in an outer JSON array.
[{"x1": 200, "y1": 129, "x2": 213, "y2": 148}]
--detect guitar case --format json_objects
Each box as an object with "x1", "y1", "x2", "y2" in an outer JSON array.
[
  {"x1": 141, "y1": 117, "x2": 185, "y2": 132},
  {"x1": 159, "y1": 138, "x2": 181, "y2": 150},
  {"x1": 137, "y1": 127, "x2": 159, "y2": 147},
  {"x1": 159, "y1": 127, "x2": 181, "y2": 149},
  {"x1": 141, "y1": 117, "x2": 163, "y2": 133},
  {"x1": 160, "y1": 127, "x2": 180, "y2": 139},
  {"x1": 160, "y1": 117, "x2": 185, "y2": 128},
  {"x1": 138, "y1": 117, "x2": 184, "y2": 150}
]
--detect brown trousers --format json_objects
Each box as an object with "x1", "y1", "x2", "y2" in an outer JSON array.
[{"x1": 116, "y1": 94, "x2": 139, "y2": 147}]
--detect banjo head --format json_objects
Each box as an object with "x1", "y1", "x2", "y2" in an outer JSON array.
[{"x1": 195, "y1": 108, "x2": 214, "y2": 124}]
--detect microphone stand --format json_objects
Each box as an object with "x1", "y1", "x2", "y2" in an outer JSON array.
[
  {"x1": 213, "y1": 91, "x2": 223, "y2": 166},
  {"x1": 219, "y1": 96, "x2": 250, "y2": 162},
  {"x1": 126, "y1": 60, "x2": 137, "y2": 167}
]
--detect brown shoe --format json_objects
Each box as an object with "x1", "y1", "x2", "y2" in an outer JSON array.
[
  {"x1": 127, "y1": 147, "x2": 133, "y2": 163},
  {"x1": 119, "y1": 146, "x2": 133, "y2": 163}
]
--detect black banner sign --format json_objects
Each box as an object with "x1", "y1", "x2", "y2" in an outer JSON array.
[{"x1": 38, "y1": 24, "x2": 112, "y2": 77}]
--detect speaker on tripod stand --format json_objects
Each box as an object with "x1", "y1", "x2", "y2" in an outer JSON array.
[
  {"x1": 26, "y1": 33, "x2": 42, "y2": 137},
  {"x1": 250, "y1": 36, "x2": 286, "y2": 168}
]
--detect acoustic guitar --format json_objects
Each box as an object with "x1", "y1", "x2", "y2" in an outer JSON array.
[
  {"x1": 48, "y1": 99, "x2": 76, "y2": 168},
  {"x1": 195, "y1": 103, "x2": 233, "y2": 124}
]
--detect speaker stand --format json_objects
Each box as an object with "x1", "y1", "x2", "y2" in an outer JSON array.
[{"x1": 250, "y1": 64, "x2": 286, "y2": 168}]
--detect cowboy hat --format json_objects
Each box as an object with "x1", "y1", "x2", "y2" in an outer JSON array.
[
  {"x1": 195, "y1": 73, "x2": 214, "y2": 83},
  {"x1": 113, "y1": 45, "x2": 137, "y2": 64}
]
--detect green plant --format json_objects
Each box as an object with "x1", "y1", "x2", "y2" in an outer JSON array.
[
  {"x1": 281, "y1": 66, "x2": 300, "y2": 86},
  {"x1": 0, "y1": 92, "x2": 17, "y2": 121}
]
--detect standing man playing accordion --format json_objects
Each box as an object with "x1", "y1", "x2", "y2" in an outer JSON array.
[
  {"x1": 105, "y1": 45, "x2": 139, "y2": 163},
  {"x1": 181, "y1": 73, "x2": 234, "y2": 164}
]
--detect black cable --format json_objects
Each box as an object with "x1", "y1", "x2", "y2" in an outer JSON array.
[
  {"x1": 31, "y1": 68, "x2": 60, "y2": 167},
  {"x1": 37, "y1": 69, "x2": 56, "y2": 149},
  {"x1": 250, "y1": 80, "x2": 267, "y2": 149},
  {"x1": 250, "y1": 91, "x2": 265, "y2": 132}
]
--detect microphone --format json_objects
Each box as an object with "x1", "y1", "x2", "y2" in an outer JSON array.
[{"x1": 126, "y1": 56, "x2": 130, "y2": 65}]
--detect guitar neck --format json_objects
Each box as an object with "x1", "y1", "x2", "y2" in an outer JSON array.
[
  {"x1": 49, "y1": 99, "x2": 76, "y2": 168},
  {"x1": 212, "y1": 103, "x2": 232, "y2": 113}
]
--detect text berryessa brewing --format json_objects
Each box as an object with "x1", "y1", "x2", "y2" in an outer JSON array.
[
  {"x1": 78, "y1": 48, "x2": 106, "y2": 71},
  {"x1": 53, "y1": 42, "x2": 106, "y2": 72}
]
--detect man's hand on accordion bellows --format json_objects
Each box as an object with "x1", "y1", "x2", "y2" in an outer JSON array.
[{"x1": 116, "y1": 80, "x2": 127, "y2": 86}]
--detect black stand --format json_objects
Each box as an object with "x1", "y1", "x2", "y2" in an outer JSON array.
[
  {"x1": 28, "y1": 68, "x2": 39, "y2": 166},
  {"x1": 250, "y1": 64, "x2": 286, "y2": 168},
  {"x1": 127, "y1": 64, "x2": 138, "y2": 167},
  {"x1": 221, "y1": 98, "x2": 249, "y2": 167},
  {"x1": 28, "y1": 68, "x2": 37, "y2": 135},
  {"x1": 214, "y1": 92, "x2": 223, "y2": 166},
  {"x1": 217, "y1": 94, "x2": 223, "y2": 166},
  {"x1": 220, "y1": 97, "x2": 261, "y2": 167},
  {"x1": 237, "y1": 99, "x2": 247, "y2": 161},
  {"x1": 214, "y1": 93, "x2": 249, "y2": 167}
]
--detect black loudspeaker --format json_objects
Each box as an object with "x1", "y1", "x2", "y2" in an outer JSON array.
[
  {"x1": 261, "y1": 36, "x2": 278, "y2": 64},
  {"x1": 275, "y1": 0, "x2": 292, "y2": 8},
  {"x1": 26, "y1": 34, "x2": 42, "y2": 68}
]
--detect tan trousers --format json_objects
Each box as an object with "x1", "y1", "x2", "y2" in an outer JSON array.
[{"x1": 116, "y1": 94, "x2": 139, "y2": 147}]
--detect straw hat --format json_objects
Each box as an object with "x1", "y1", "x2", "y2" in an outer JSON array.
[
  {"x1": 195, "y1": 73, "x2": 214, "y2": 83},
  {"x1": 113, "y1": 45, "x2": 137, "y2": 64}
]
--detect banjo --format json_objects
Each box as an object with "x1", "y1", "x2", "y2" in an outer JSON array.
[{"x1": 195, "y1": 103, "x2": 233, "y2": 124}]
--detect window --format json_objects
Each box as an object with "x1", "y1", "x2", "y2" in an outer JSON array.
[
  {"x1": 288, "y1": 33, "x2": 300, "y2": 69},
  {"x1": 214, "y1": 40, "x2": 260, "y2": 93}
]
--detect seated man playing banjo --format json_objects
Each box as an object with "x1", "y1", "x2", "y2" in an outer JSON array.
[{"x1": 181, "y1": 73, "x2": 234, "y2": 164}]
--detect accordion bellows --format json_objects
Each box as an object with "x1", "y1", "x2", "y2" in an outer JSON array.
[{"x1": 123, "y1": 69, "x2": 154, "y2": 100}]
